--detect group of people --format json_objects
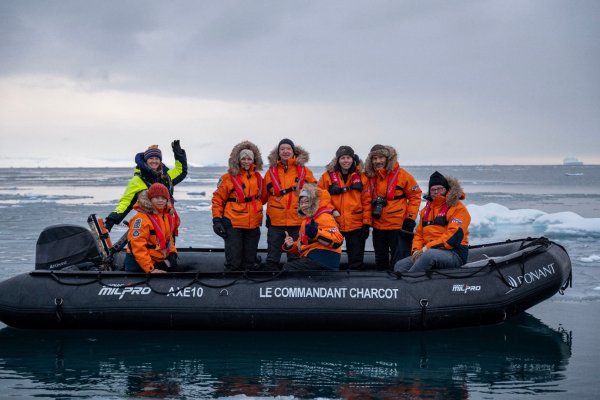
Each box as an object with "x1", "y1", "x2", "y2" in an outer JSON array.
[{"x1": 107, "y1": 139, "x2": 471, "y2": 275}]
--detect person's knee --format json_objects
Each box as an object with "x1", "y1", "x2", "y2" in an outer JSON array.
[{"x1": 393, "y1": 257, "x2": 413, "y2": 272}]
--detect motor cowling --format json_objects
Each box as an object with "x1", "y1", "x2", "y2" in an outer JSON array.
[{"x1": 35, "y1": 225, "x2": 101, "y2": 270}]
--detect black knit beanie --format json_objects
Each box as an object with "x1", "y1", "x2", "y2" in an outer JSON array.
[
  {"x1": 278, "y1": 138, "x2": 295, "y2": 152},
  {"x1": 335, "y1": 145, "x2": 355, "y2": 159},
  {"x1": 428, "y1": 171, "x2": 450, "y2": 191}
]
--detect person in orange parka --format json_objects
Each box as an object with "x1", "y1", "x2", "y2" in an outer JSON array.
[
  {"x1": 262, "y1": 138, "x2": 318, "y2": 270},
  {"x1": 394, "y1": 171, "x2": 471, "y2": 273},
  {"x1": 364, "y1": 144, "x2": 422, "y2": 270},
  {"x1": 124, "y1": 183, "x2": 179, "y2": 273},
  {"x1": 212, "y1": 141, "x2": 264, "y2": 271},
  {"x1": 282, "y1": 183, "x2": 344, "y2": 270},
  {"x1": 318, "y1": 145, "x2": 371, "y2": 270}
]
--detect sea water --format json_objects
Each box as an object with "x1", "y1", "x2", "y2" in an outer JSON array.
[{"x1": 0, "y1": 165, "x2": 599, "y2": 399}]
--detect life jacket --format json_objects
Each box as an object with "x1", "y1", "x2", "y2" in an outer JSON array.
[
  {"x1": 268, "y1": 165, "x2": 306, "y2": 209},
  {"x1": 228, "y1": 172, "x2": 264, "y2": 214},
  {"x1": 369, "y1": 164, "x2": 402, "y2": 201},
  {"x1": 421, "y1": 201, "x2": 450, "y2": 227},
  {"x1": 328, "y1": 171, "x2": 363, "y2": 195},
  {"x1": 128, "y1": 210, "x2": 176, "y2": 261},
  {"x1": 134, "y1": 171, "x2": 180, "y2": 236}
]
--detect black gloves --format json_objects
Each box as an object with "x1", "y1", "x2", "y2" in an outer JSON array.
[
  {"x1": 402, "y1": 218, "x2": 416, "y2": 233},
  {"x1": 304, "y1": 219, "x2": 319, "y2": 239},
  {"x1": 172, "y1": 140, "x2": 186, "y2": 160},
  {"x1": 360, "y1": 224, "x2": 370, "y2": 240},
  {"x1": 328, "y1": 185, "x2": 343, "y2": 195},
  {"x1": 104, "y1": 212, "x2": 121, "y2": 232},
  {"x1": 166, "y1": 253, "x2": 178, "y2": 269},
  {"x1": 212, "y1": 218, "x2": 227, "y2": 238}
]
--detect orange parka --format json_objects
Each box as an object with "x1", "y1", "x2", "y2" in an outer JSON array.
[
  {"x1": 262, "y1": 145, "x2": 317, "y2": 227},
  {"x1": 127, "y1": 191, "x2": 177, "y2": 273},
  {"x1": 284, "y1": 185, "x2": 344, "y2": 257},
  {"x1": 317, "y1": 158, "x2": 371, "y2": 232},
  {"x1": 364, "y1": 146, "x2": 422, "y2": 230},
  {"x1": 412, "y1": 176, "x2": 471, "y2": 262},
  {"x1": 212, "y1": 141, "x2": 264, "y2": 229}
]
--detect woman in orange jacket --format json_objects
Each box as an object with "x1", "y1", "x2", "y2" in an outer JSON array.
[
  {"x1": 318, "y1": 145, "x2": 371, "y2": 270},
  {"x1": 124, "y1": 183, "x2": 179, "y2": 273},
  {"x1": 262, "y1": 138, "x2": 318, "y2": 270},
  {"x1": 212, "y1": 141, "x2": 264, "y2": 271},
  {"x1": 283, "y1": 183, "x2": 344, "y2": 270},
  {"x1": 394, "y1": 171, "x2": 471, "y2": 273}
]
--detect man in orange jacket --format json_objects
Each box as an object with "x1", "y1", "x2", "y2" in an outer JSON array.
[
  {"x1": 212, "y1": 141, "x2": 264, "y2": 271},
  {"x1": 262, "y1": 138, "x2": 317, "y2": 270},
  {"x1": 364, "y1": 144, "x2": 422, "y2": 270},
  {"x1": 394, "y1": 171, "x2": 471, "y2": 273},
  {"x1": 318, "y1": 145, "x2": 371, "y2": 270},
  {"x1": 282, "y1": 183, "x2": 344, "y2": 270}
]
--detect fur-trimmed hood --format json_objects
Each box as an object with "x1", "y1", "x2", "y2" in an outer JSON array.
[
  {"x1": 133, "y1": 190, "x2": 172, "y2": 214},
  {"x1": 268, "y1": 144, "x2": 310, "y2": 167},
  {"x1": 325, "y1": 155, "x2": 363, "y2": 173},
  {"x1": 426, "y1": 175, "x2": 465, "y2": 206},
  {"x1": 228, "y1": 141, "x2": 263, "y2": 175},
  {"x1": 364, "y1": 145, "x2": 398, "y2": 177},
  {"x1": 297, "y1": 183, "x2": 320, "y2": 217}
]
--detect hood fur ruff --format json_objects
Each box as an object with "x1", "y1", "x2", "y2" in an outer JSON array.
[
  {"x1": 427, "y1": 175, "x2": 465, "y2": 206},
  {"x1": 268, "y1": 144, "x2": 310, "y2": 167},
  {"x1": 297, "y1": 183, "x2": 320, "y2": 218},
  {"x1": 228, "y1": 141, "x2": 264, "y2": 175},
  {"x1": 135, "y1": 190, "x2": 157, "y2": 214},
  {"x1": 364, "y1": 145, "x2": 398, "y2": 177},
  {"x1": 135, "y1": 190, "x2": 173, "y2": 214}
]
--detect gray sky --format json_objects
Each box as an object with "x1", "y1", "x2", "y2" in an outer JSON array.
[{"x1": 1, "y1": 0, "x2": 599, "y2": 167}]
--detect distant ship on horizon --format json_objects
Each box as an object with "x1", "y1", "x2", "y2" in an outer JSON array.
[{"x1": 563, "y1": 157, "x2": 584, "y2": 166}]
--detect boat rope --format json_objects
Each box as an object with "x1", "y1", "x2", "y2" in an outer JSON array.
[
  {"x1": 54, "y1": 297, "x2": 63, "y2": 324},
  {"x1": 559, "y1": 269, "x2": 572, "y2": 294},
  {"x1": 419, "y1": 298, "x2": 428, "y2": 329},
  {"x1": 49, "y1": 271, "x2": 104, "y2": 286}
]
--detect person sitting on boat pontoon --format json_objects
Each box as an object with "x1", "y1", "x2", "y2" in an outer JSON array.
[
  {"x1": 124, "y1": 183, "x2": 181, "y2": 273},
  {"x1": 282, "y1": 183, "x2": 344, "y2": 271},
  {"x1": 394, "y1": 171, "x2": 471, "y2": 273}
]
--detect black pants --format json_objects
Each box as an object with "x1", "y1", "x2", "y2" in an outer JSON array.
[
  {"x1": 224, "y1": 227, "x2": 261, "y2": 271},
  {"x1": 282, "y1": 257, "x2": 328, "y2": 271},
  {"x1": 266, "y1": 225, "x2": 300, "y2": 268},
  {"x1": 342, "y1": 228, "x2": 366, "y2": 270},
  {"x1": 372, "y1": 228, "x2": 411, "y2": 270}
]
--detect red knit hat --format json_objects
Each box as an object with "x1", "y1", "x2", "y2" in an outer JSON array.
[{"x1": 147, "y1": 183, "x2": 170, "y2": 200}]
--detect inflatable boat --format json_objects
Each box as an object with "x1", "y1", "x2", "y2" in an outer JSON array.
[{"x1": 0, "y1": 225, "x2": 572, "y2": 331}]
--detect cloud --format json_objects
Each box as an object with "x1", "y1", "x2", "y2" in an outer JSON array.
[{"x1": 1, "y1": 0, "x2": 599, "y2": 166}]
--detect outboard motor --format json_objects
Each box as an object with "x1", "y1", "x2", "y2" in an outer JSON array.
[{"x1": 35, "y1": 225, "x2": 101, "y2": 270}]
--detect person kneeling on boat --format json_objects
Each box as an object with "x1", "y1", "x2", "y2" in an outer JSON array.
[
  {"x1": 282, "y1": 183, "x2": 344, "y2": 271},
  {"x1": 124, "y1": 183, "x2": 181, "y2": 273},
  {"x1": 394, "y1": 171, "x2": 470, "y2": 273}
]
